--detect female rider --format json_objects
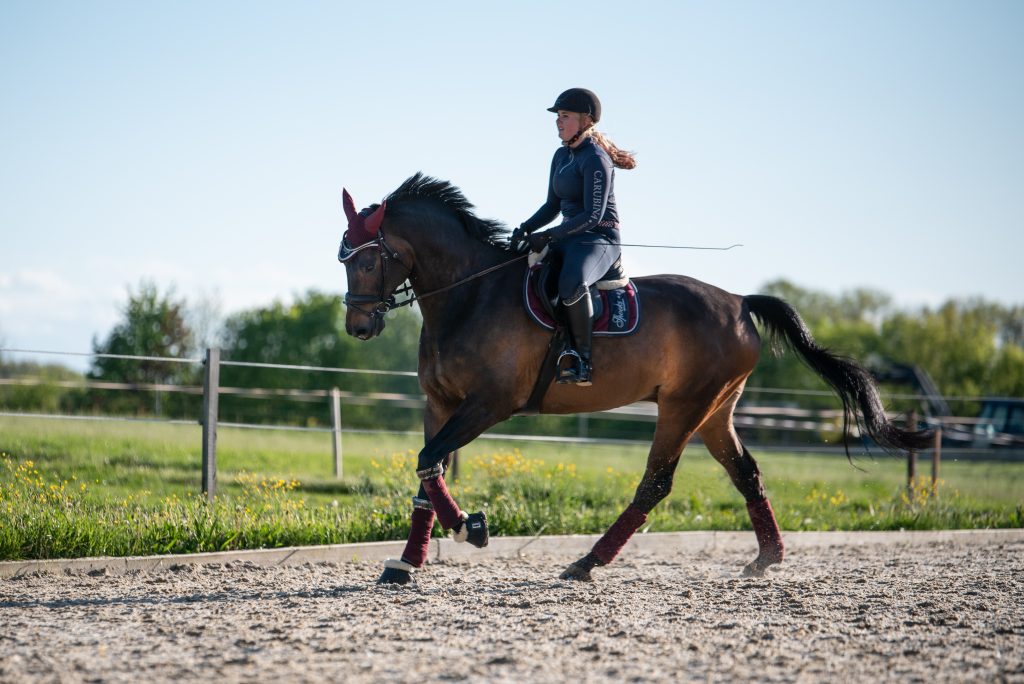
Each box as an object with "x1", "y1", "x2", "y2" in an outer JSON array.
[{"x1": 511, "y1": 87, "x2": 637, "y2": 386}]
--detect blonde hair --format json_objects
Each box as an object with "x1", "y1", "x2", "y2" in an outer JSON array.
[{"x1": 579, "y1": 114, "x2": 637, "y2": 170}]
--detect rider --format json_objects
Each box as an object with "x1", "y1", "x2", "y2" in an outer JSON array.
[{"x1": 511, "y1": 88, "x2": 637, "y2": 386}]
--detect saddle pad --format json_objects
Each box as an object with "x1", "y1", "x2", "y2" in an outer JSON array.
[{"x1": 523, "y1": 267, "x2": 641, "y2": 336}]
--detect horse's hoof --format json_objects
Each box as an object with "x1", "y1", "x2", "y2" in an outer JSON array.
[
  {"x1": 559, "y1": 563, "x2": 593, "y2": 581},
  {"x1": 742, "y1": 556, "x2": 781, "y2": 578},
  {"x1": 742, "y1": 562, "x2": 766, "y2": 578},
  {"x1": 378, "y1": 559, "x2": 416, "y2": 585},
  {"x1": 376, "y1": 565, "x2": 411, "y2": 581}
]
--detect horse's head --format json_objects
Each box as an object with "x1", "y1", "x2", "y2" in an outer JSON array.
[{"x1": 337, "y1": 189, "x2": 413, "y2": 340}]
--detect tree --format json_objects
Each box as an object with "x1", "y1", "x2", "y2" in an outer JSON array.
[
  {"x1": 87, "y1": 281, "x2": 195, "y2": 415},
  {"x1": 747, "y1": 282, "x2": 1024, "y2": 419},
  {"x1": 218, "y1": 289, "x2": 421, "y2": 427},
  {"x1": 187, "y1": 289, "x2": 224, "y2": 353},
  {"x1": 747, "y1": 280, "x2": 889, "y2": 408},
  {"x1": 878, "y1": 299, "x2": 1021, "y2": 412},
  {"x1": 997, "y1": 305, "x2": 1024, "y2": 348},
  {"x1": 0, "y1": 359, "x2": 82, "y2": 413}
]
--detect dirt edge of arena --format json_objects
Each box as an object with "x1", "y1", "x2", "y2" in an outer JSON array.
[{"x1": 3, "y1": 528, "x2": 1022, "y2": 578}]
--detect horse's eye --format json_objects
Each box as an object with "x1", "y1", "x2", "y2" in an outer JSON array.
[{"x1": 362, "y1": 260, "x2": 376, "y2": 273}]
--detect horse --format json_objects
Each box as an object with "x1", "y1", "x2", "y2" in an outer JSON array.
[{"x1": 337, "y1": 173, "x2": 931, "y2": 584}]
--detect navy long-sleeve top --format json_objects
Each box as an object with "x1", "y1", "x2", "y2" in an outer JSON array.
[{"x1": 520, "y1": 136, "x2": 619, "y2": 240}]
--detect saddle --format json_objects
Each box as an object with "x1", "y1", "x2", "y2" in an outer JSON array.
[
  {"x1": 523, "y1": 252, "x2": 640, "y2": 336},
  {"x1": 517, "y1": 251, "x2": 641, "y2": 414}
]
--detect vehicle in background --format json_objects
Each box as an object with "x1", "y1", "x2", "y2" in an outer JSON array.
[
  {"x1": 972, "y1": 399, "x2": 1024, "y2": 448},
  {"x1": 870, "y1": 359, "x2": 1023, "y2": 449}
]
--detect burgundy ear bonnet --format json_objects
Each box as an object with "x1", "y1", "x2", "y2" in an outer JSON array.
[{"x1": 342, "y1": 189, "x2": 386, "y2": 247}]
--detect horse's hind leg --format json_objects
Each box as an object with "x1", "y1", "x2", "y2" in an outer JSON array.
[
  {"x1": 560, "y1": 398, "x2": 702, "y2": 581},
  {"x1": 699, "y1": 395, "x2": 784, "y2": 577}
]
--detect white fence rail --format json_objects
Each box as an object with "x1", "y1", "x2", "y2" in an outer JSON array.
[{"x1": 3, "y1": 347, "x2": 1021, "y2": 499}]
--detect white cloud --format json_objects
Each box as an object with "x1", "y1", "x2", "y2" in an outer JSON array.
[{"x1": 0, "y1": 268, "x2": 120, "y2": 369}]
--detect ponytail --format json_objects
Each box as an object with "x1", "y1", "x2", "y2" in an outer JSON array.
[{"x1": 589, "y1": 129, "x2": 637, "y2": 170}]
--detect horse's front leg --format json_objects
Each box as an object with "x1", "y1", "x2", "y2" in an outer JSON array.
[
  {"x1": 378, "y1": 402, "x2": 452, "y2": 585},
  {"x1": 378, "y1": 398, "x2": 506, "y2": 584}
]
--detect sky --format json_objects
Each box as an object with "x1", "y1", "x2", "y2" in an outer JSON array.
[{"x1": 1, "y1": 1, "x2": 1022, "y2": 371}]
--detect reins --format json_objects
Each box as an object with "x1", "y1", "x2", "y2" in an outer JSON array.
[
  {"x1": 404, "y1": 253, "x2": 529, "y2": 305},
  {"x1": 340, "y1": 229, "x2": 528, "y2": 317}
]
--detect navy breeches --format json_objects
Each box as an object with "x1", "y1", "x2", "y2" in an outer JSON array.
[{"x1": 552, "y1": 231, "x2": 621, "y2": 302}]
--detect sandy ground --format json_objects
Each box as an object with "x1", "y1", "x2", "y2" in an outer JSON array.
[{"x1": 1, "y1": 539, "x2": 1022, "y2": 683}]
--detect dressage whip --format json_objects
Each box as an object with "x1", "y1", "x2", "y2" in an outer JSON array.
[
  {"x1": 412, "y1": 242, "x2": 742, "y2": 300},
  {"x1": 582, "y1": 242, "x2": 744, "y2": 250}
]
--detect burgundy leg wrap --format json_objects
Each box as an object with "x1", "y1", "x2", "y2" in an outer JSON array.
[
  {"x1": 421, "y1": 475, "x2": 463, "y2": 530},
  {"x1": 747, "y1": 498, "x2": 784, "y2": 563},
  {"x1": 400, "y1": 506, "x2": 435, "y2": 568},
  {"x1": 592, "y1": 504, "x2": 648, "y2": 565}
]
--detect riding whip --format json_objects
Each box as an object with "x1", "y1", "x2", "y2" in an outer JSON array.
[{"x1": 582, "y1": 242, "x2": 744, "y2": 250}]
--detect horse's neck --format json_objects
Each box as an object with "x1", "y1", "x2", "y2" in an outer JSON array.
[
  {"x1": 402, "y1": 229, "x2": 504, "y2": 293},
  {"x1": 395, "y1": 218, "x2": 508, "y2": 323}
]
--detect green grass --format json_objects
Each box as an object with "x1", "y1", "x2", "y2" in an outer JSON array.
[{"x1": 1, "y1": 416, "x2": 1021, "y2": 560}]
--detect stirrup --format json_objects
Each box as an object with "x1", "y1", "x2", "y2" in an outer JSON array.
[{"x1": 556, "y1": 350, "x2": 592, "y2": 386}]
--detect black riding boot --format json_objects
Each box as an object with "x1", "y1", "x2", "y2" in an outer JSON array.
[{"x1": 558, "y1": 289, "x2": 593, "y2": 386}]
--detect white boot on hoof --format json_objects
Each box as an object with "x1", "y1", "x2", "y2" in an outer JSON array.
[{"x1": 378, "y1": 558, "x2": 416, "y2": 585}]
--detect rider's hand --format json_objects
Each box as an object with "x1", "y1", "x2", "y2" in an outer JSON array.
[
  {"x1": 528, "y1": 230, "x2": 552, "y2": 252},
  {"x1": 510, "y1": 226, "x2": 530, "y2": 254}
]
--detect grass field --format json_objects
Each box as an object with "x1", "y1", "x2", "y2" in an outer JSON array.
[{"x1": 1, "y1": 416, "x2": 1021, "y2": 560}]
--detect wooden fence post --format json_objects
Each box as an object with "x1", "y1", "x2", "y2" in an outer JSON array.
[
  {"x1": 906, "y1": 410, "x2": 918, "y2": 497},
  {"x1": 449, "y1": 450, "x2": 460, "y2": 482},
  {"x1": 201, "y1": 347, "x2": 220, "y2": 501},
  {"x1": 932, "y1": 424, "x2": 942, "y2": 495},
  {"x1": 331, "y1": 387, "x2": 343, "y2": 479}
]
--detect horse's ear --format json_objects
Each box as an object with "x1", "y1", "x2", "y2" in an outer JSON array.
[
  {"x1": 365, "y1": 200, "x2": 387, "y2": 236},
  {"x1": 342, "y1": 188, "x2": 359, "y2": 226}
]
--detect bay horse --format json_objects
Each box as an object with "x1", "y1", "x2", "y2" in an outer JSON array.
[{"x1": 338, "y1": 173, "x2": 931, "y2": 584}]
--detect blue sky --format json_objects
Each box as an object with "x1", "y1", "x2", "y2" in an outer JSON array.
[{"x1": 1, "y1": 1, "x2": 1022, "y2": 370}]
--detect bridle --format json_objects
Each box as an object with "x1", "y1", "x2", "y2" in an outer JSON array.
[
  {"x1": 338, "y1": 231, "x2": 415, "y2": 332},
  {"x1": 338, "y1": 229, "x2": 527, "y2": 327}
]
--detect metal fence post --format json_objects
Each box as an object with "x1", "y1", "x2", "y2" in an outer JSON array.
[
  {"x1": 202, "y1": 347, "x2": 220, "y2": 501},
  {"x1": 331, "y1": 387, "x2": 343, "y2": 479},
  {"x1": 932, "y1": 424, "x2": 942, "y2": 495}
]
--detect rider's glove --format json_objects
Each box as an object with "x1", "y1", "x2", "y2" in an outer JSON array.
[
  {"x1": 510, "y1": 226, "x2": 530, "y2": 254},
  {"x1": 528, "y1": 230, "x2": 553, "y2": 253}
]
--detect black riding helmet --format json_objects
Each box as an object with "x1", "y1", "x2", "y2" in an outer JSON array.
[{"x1": 547, "y1": 88, "x2": 601, "y2": 123}]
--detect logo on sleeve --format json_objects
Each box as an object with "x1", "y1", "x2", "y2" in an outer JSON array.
[{"x1": 591, "y1": 170, "x2": 604, "y2": 219}]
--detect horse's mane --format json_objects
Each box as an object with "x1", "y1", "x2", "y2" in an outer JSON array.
[{"x1": 385, "y1": 173, "x2": 510, "y2": 248}]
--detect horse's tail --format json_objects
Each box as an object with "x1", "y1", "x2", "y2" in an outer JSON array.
[{"x1": 744, "y1": 294, "x2": 933, "y2": 453}]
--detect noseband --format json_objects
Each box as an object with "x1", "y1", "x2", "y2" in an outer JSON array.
[{"x1": 338, "y1": 231, "x2": 415, "y2": 328}]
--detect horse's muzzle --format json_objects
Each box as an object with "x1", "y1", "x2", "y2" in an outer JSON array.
[{"x1": 346, "y1": 311, "x2": 386, "y2": 340}]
